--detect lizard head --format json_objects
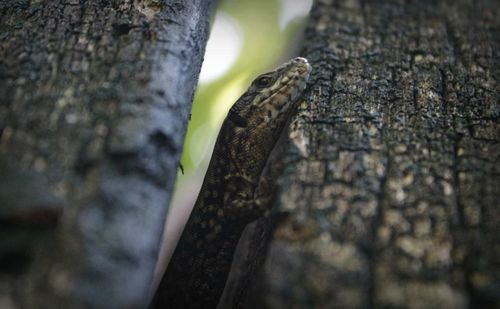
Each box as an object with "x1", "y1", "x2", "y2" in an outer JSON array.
[
  {"x1": 222, "y1": 57, "x2": 311, "y2": 177},
  {"x1": 227, "y1": 57, "x2": 311, "y2": 130}
]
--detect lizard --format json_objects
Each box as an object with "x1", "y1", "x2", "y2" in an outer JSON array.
[{"x1": 151, "y1": 57, "x2": 312, "y2": 309}]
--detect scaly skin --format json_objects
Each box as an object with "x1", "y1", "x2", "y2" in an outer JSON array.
[{"x1": 151, "y1": 57, "x2": 312, "y2": 309}]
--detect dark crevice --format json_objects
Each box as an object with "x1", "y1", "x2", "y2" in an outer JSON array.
[
  {"x1": 0, "y1": 249, "x2": 32, "y2": 276},
  {"x1": 439, "y1": 68, "x2": 448, "y2": 115},
  {"x1": 149, "y1": 129, "x2": 177, "y2": 154},
  {"x1": 444, "y1": 19, "x2": 466, "y2": 68},
  {"x1": 112, "y1": 22, "x2": 136, "y2": 37},
  {"x1": 367, "y1": 140, "x2": 390, "y2": 309},
  {"x1": 449, "y1": 123, "x2": 466, "y2": 231}
]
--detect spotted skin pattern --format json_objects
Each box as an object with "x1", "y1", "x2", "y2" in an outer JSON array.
[{"x1": 151, "y1": 58, "x2": 311, "y2": 308}]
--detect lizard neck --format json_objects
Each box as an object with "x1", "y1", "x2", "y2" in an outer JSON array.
[
  {"x1": 153, "y1": 214, "x2": 246, "y2": 309},
  {"x1": 151, "y1": 123, "x2": 264, "y2": 309},
  {"x1": 152, "y1": 110, "x2": 295, "y2": 309}
]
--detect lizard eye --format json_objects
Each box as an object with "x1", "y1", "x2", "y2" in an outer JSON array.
[{"x1": 254, "y1": 76, "x2": 272, "y2": 88}]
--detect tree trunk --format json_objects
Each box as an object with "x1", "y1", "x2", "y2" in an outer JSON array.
[
  {"x1": 0, "y1": 0, "x2": 213, "y2": 307},
  {"x1": 222, "y1": 0, "x2": 499, "y2": 308}
]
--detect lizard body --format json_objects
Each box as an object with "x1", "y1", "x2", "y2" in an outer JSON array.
[{"x1": 151, "y1": 57, "x2": 311, "y2": 308}]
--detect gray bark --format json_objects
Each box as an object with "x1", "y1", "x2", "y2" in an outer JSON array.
[
  {"x1": 0, "y1": 0, "x2": 213, "y2": 308},
  {"x1": 223, "y1": 0, "x2": 500, "y2": 308}
]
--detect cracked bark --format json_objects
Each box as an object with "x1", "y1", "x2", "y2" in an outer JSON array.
[
  {"x1": 222, "y1": 0, "x2": 499, "y2": 308},
  {"x1": 0, "y1": 0, "x2": 213, "y2": 308}
]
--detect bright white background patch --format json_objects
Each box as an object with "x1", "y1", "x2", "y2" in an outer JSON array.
[
  {"x1": 279, "y1": 0, "x2": 313, "y2": 30},
  {"x1": 199, "y1": 12, "x2": 243, "y2": 83}
]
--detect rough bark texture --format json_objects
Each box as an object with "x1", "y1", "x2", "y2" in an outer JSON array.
[
  {"x1": 225, "y1": 0, "x2": 500, "y2": 308},
  {"x1": 0, "y1": 0, "x2": 213, "y2": 308}
]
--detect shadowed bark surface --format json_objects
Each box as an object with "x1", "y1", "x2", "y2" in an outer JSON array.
[
  {"x1": 0, "y1": 0, "x2": 213, "y2": 307},
  {"x1": 222, "y1": 0, "x2": 499, "y2": 308}
]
